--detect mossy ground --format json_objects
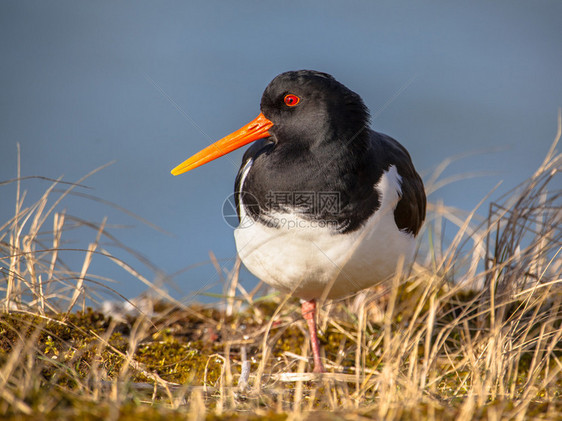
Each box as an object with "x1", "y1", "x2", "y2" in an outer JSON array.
[{"x1": 0, "y1": 286, "x2": 560, "y2": 420}]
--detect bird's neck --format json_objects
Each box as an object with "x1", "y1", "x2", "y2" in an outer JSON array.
[{"x1": 266, "y1": 128, "x2": 373, "y2": 193}]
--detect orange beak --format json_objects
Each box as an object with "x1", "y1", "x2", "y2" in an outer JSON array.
[{"x1": 171, "y1": 113, "x2": 274, "y2": 175}]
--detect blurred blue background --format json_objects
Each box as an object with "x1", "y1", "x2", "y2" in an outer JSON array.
[{"x1": 1, "y1": 1, "x2": 561, "y2": 303}]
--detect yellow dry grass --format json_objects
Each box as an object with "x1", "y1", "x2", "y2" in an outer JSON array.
[{"x1": 0, "y1": 115, "x2": 560, "y2": 420}]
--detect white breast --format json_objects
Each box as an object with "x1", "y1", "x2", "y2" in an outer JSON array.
[{"x1": 234, "y1": 164, "x2": 416, "y2": 300}]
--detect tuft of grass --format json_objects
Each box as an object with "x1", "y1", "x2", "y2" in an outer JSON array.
[{"x1": 0, "y1": 116, "x2": 561, "y2": 420}]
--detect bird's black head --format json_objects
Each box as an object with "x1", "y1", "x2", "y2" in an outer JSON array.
[
  {"x1": 171, "y1": 70, "x2": 371, "y2": 175},
  {"x1": 259, "y1": 70, "x2": 370, "y2": 148}
]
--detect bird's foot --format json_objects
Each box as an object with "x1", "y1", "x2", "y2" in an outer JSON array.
[{"x1": 312, "y1": 362, "x2": 326, "y2": 374}]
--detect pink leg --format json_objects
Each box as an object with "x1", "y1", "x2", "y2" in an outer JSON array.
[{"x1": 301, "y1": 299, "x2": 325, "y2": 373}]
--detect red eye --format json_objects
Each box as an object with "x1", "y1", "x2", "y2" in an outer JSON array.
[{"x1": 284, "y1": 94, "x2": 300, "y2": 107}]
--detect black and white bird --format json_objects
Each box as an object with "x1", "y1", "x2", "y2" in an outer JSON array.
[{"x1": 172, "y1": 70, "x2": 426, "y2": 373}]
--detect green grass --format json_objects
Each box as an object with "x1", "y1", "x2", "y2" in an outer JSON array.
[{"x1": 0, "y1": 119, "x2": 560, "y2": 420}]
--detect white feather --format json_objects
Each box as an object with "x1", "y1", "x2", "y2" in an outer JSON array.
[{"x1": 235, "y1": 165, "x2": 415, "y2": 300}]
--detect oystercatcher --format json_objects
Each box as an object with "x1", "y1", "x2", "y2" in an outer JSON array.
[{"x1": 172, "y1": 70, "x2": 426, "y2": 373}]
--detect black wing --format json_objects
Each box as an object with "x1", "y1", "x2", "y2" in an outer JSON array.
[{"x1": 371, "y1": 130, "x2": 426, "y2": 236}]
